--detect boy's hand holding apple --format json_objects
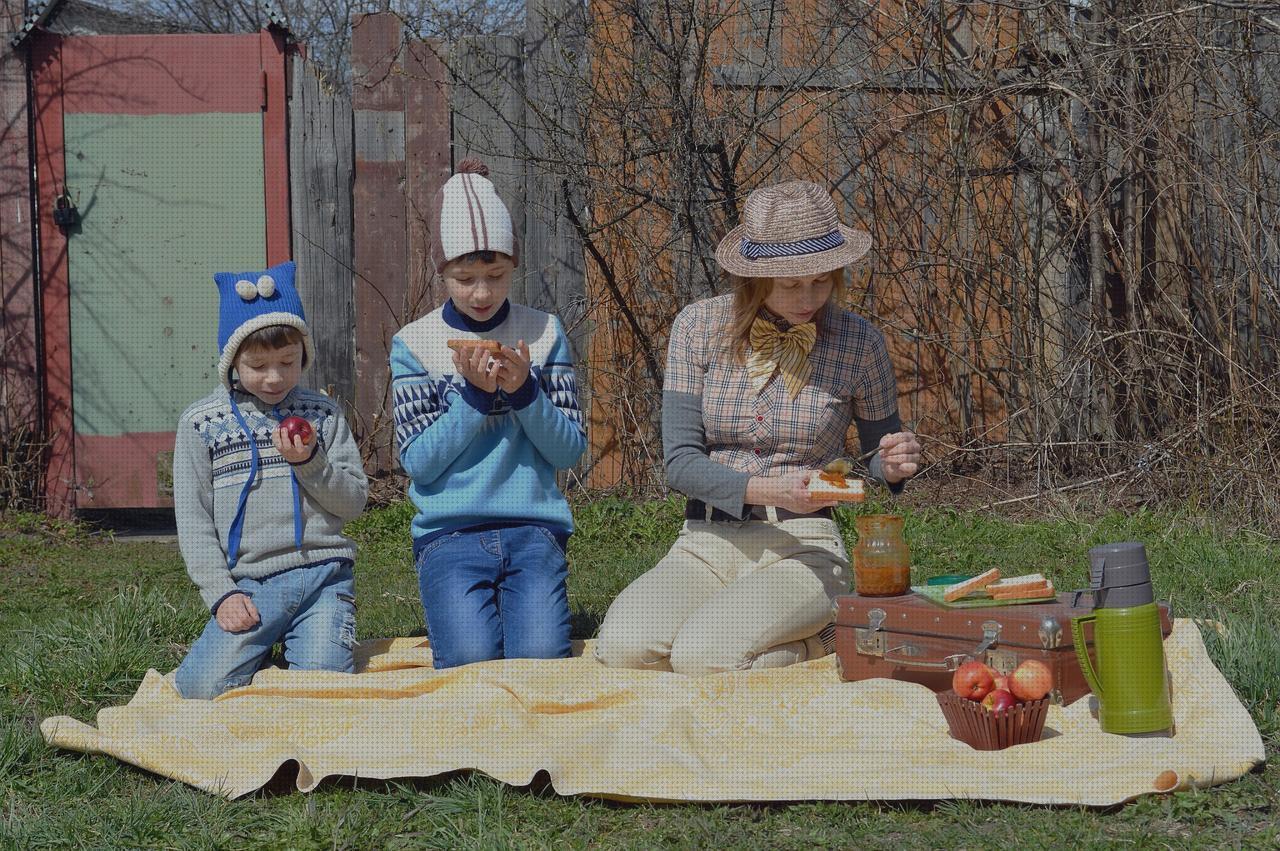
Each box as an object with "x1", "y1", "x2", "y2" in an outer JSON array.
[
  {"x1": 273, "y1": 416, "x2": 314, "y2": 463},
  {"x1": 215, "y1": 592, "x2": 261, "y2": 633}
]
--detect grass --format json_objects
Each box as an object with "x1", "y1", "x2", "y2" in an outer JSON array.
[{"x1": 1, "y1": 497, "x2": 1277, "y2": 849}]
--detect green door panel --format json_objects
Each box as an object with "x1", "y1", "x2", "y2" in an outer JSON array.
[{"x1": 64, "y1": 112, "x2": 266, "y2": 437}]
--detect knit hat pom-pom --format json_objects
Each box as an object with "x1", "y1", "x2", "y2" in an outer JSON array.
[{"x1": 456, "y1": 158, "x2": 491, "y2": 177}]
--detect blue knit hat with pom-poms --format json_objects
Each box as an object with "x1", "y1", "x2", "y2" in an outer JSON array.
[{"x1": 212, "y1": 259, "x2": 314, "y2": 388}]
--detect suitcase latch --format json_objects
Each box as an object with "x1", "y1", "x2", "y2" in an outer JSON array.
[
  {"x1": 975, "y1": 620, "x2": 1015, "y2": 672},
  {"x1": 986, "y1": 650, "x2": 1018, "y2": 674},
  {"x1": 972, "y1": 621, "x2": 1003, "y2": 652},
  {"x1": 855, "y1": 608, "x2": 887, "y2": 657},
  {"x1": 974, "y1": 620, "x2": 1002, "y2": 654},
  {"x1": 1038, "y1": 616, "x2": 1063, "y2": 649}
]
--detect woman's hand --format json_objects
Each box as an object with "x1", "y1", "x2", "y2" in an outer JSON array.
[
  {"x1": 452, "y1": 345, "x2": 501, "y2": 394},
  {"x1": 746, "y1": 470, "x2": 838, "y2": 515},
  {"x1": 879, "y1": 431, "x2": 922, "y2": 483}
]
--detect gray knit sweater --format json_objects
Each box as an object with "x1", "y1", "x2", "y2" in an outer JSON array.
[{"x1": 174, "y1": 386, "x2": 368, "y2": 612}]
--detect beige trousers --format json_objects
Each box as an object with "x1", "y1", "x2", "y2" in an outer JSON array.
[{"x1": 593, "y1": 516, "x2": 850, "y2": 675}]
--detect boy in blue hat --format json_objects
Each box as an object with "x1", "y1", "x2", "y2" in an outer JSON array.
[{"x1": 172, "y1": 260, "x2": 369, "y2": 699}]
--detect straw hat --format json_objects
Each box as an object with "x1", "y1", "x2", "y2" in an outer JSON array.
[{"x1": 714, "y1": 180, "x2": 871, "y2": 278}]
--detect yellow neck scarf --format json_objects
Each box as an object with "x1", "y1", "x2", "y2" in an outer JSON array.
[{"x1": 747, "y1": 316, "x2": 817, "y2": 399}]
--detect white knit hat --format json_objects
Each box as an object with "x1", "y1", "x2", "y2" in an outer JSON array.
[{"x1": 431, "y1": 158, "x2": 520, "y2": 271}]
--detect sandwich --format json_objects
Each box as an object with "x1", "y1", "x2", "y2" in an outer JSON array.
[
  {"x1": 447, "y1": 339, "x2": 503, "y2": 355},
  {"x1": 988, "y1": 573, "x2": 1055, "y2": 599},
  {"x1": 807, "y1": 471, "x2": 866, "y2": 503},
  {"x1": 942, "y1": 569, "x2": 1056, "y2": 602},
  {"x1": 943, "y1": 568, "x2": 1001, "y2": 601}
]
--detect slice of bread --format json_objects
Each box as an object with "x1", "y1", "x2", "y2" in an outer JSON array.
[
  {"x1": 447, "y1": 339, "x2": 503, "y2": 354},
  {"x1": 943, "y1": 568, "x2": 1001, "y2": 602},
  {"x1": 807, "y1": 472, "x2": 866, "y2": 503},
  {"x1": 987, "y1": 573, "x2": 1046, "y2": 590},
  {"x1": 990, "y1": 582, "x2": 1051, "y2": 596},
  {"x1": 989, "y1": 580, "x2": 1055, "y2": 600}
]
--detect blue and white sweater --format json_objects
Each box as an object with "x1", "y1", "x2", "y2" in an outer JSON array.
[{"x1": 391, "y1": 299, "x2": 586, "y2": 555}]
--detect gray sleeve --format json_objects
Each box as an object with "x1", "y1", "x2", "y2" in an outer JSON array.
[
  {"x1": 663, "y1": 389, "x2": 751, "y2": 518},
  {"x1": 173, "y1": 417, "x2": 239, "y2": 612},
  {"x1": 853, "y1": 412, "x2": 906, "y2": 495},
  {"x1": 291, "y1": 408, "x2": 369, "y2": 521}
]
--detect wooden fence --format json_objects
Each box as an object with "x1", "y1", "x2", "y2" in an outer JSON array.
[
  {"x1": 7, "y1": 1, "x2": 1278, "y2": 513},
  {"x1": 291, "y1": 9, "x2": 587, "y2": 478}
]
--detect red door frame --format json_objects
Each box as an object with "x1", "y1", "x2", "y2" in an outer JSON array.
[{"x1": 30, "y1": 29, "x2": 292, "y2": 515}]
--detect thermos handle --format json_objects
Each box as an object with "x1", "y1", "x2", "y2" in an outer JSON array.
[
  {"x1": 1071, "y1": 587, "x2": 1106, "y2": 608},
  {"x1": 1071, "y1": 614, "x2": 1104, "y2": 700}
]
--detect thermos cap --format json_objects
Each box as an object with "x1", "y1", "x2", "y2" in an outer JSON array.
[
  {"x1": 1088, "y1": 541, "x2": 1153, "y2": 589},
  {"x1": 1096, "y1": 582, "x2": 1155, "y2": 608}
]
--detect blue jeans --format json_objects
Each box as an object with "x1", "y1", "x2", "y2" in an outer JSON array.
[
  {"x1": 174, "y1": 560, "x2": 357, "y2": 699},
  {"x1": 416, "y1": 525, "x2": 571, "y2": 669}
]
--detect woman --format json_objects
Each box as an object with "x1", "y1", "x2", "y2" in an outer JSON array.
[{"x1": 593, "y1": 180, "x2": 922, "y2": 675}]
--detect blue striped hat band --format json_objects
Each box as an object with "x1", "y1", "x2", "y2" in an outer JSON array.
[{"x1": 739, "y1": 229, "x2": 846, "y2": 260}]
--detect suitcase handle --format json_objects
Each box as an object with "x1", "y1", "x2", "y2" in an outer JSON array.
[{"x1": 883, "y1": 644, "x2": 969, "y2": 671}]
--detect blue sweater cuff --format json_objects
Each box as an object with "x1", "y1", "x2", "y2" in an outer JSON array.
[
  {"x1": 210, "y1": 589, "x2": 244, "y2": 616},
  {"x1": 506, "y1": 374, "x2": 539, "y2": 410},
  {"x1": 459, "y1": 381, "x2": 497, "y2": 413}
]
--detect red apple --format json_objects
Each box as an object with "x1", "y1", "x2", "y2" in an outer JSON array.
[
  {"x1": 981, "y1": 688, "x2": 1018, "y2": 715},
  {"x1": 993, "y1": 674, "x2": 1011, "y2": 694},
  {"x1": 952, "y1": 660, "x2": 997, "y2": 701},
  {"x1": 1009, "y1": 659, "x2": 1054, "y2": 702},
  {"x1": 279, "y1": 415, "x2": 314, "y2": 445}
]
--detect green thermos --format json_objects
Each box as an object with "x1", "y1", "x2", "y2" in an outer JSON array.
[{"x1": 1071, "y1": 542, "x2": 1173, "y2": 735}]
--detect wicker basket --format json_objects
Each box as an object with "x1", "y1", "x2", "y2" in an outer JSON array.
[{"x1": 937, "y1": 692, "x2": 1049, "y2": 750}]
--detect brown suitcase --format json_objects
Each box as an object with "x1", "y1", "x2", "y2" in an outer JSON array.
[{"x1": 832, "y1": 593, "x2": 1173, "y2": 706}]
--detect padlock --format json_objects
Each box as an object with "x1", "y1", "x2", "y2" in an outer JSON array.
[{"x1": 53, "y1": 190, "x2": 79, "y2": 228}]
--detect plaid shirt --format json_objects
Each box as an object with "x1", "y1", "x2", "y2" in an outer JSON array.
[{"x1": 665, "y1": 294, "x2": 898, "y2": 477}]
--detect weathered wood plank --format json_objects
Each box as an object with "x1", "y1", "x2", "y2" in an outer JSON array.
[
  {"x1": 351, "y1": 12, "x2": 407, "y2": 472},
  {"x1": 1, "y1": 3, "x2": 39, "y2": 434},
  {"x1": 404, "y1": 37, "x2": 451, "y2": 319},
  {"x1": 526, "y1": 0, "x2": 591, "y2": 484},
  {"x1": 524, "y1": 0, "x2": 589, "y2": 356},
  {"x1": 450, "y1": 35, "x2": 525, "y2": 286},
  {"x1": 262, "y1": 29, "x2": 291, "y2": 267},
  {"x1": 29, "y1": 31, "x2": 76, "y2": 516},
  {"x1": 289, "y1": 56, "x2": 356, "y2": 411}
]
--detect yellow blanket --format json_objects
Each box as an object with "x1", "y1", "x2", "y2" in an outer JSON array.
[{"x1": 41, "y1": 620, "x2": 1264, "y2": 803}]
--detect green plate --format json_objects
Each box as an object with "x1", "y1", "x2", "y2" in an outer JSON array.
[
  {"x1": 925, "y1": 574, "x2": 975, "y2": 586},
  {"x1": 912, "y1": 584, "x2": 1058, "y2": 609}
]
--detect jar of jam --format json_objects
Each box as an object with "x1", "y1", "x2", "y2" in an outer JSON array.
[{"x1": 853, "y1": 514, "x2": 911, "y2": 596}]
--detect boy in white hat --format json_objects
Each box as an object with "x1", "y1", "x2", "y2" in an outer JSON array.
[
  {"x1": 172, "y1": 260, "x2": 369, "y2": 699},
  {"x1": 390, "y1": 159, "x2": 586, "y2": 669}
]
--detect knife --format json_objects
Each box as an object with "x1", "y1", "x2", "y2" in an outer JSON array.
[{"x1": 822, "y1": 446, "x2": 882, "y2": 478}]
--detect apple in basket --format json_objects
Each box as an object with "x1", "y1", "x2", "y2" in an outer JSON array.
[
  {"x1": 952, "y1": 660, "x2": 997, "y2": 701},
  {"x1": 981, "y1": 689, "x2": 1018, "y2": 716},
  {"x1": 279, "y1": 416, "x2": 314, "y2": 445},
  {"x1": 1008, "y1": 659, "x2": 1054, "y2": 702}
]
